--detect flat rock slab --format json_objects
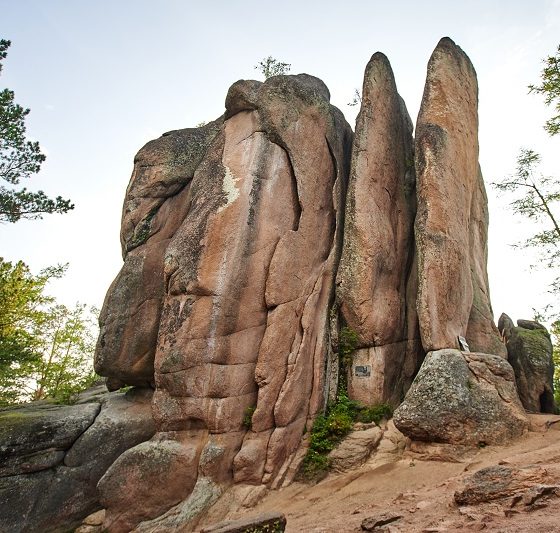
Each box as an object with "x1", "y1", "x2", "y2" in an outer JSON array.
[
  {"x1": 0, "y1": 389, "x2": 155, "y2": 533},
  {"x1": 0, "y1": 402, "x2": 100, "y2": 475},
  {"x1": 361, "y1": 512, "x2": 403, "y2": 531},
  {"x1": 200, "y1": 511, "x2": 286, "y2": 533},
  {"x1": 455, "y1": 465, "x2": 555, "y2": 505}
]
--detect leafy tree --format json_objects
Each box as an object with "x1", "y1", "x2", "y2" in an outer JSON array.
[
  {"x1": 0, "y1": 39, "x2": 74, "y2": 222},
  {"x1": 0, "y1": 259, "x2": 63, "y2": 374},
  {"x1": 28, "y1": 303, "x2": 98, "y2": 404},
  {"x1": 493, "y1": 149, "x2": 560, "y2": 292},
  {"x1": 254, "y1": 56, "x2": 291, "y2": 79},
  {"x1": 529, "y1": 44, "x2": 560, "y2": 136},
  {"x1": 0, "y1": 258, "x2": 98, "y2": 405}
]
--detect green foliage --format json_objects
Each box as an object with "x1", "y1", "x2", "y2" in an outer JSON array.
[
  {"x1": 300, "y1": 393, "x2": 392, "y2": 482},
  {"x1": 0, "y1": 39, "x2": 73, "y2": 222},
  {"x1": 254, "y1": 56, "x2": 291, "y2": 79},
  {"x1": 0, "y1": 258, "x2": 98, "y2": 405},
  {"x1": 529, "y1": 44, "x2": 560, "y2": 136},
  {"x1": 243, "y1": 405, "x2": 256, "y2": 429},
  {"x1": 493, "y1": 149, "x2": 560, "y2": 292},
  {"x1": 355, "y1": 402, "x2": 392, "y2": 424},
  {"x1": 339, "y1": 326, "x2": 359, "y2": 369},
  {"x1": 0, "y1": 259, "x2": 64, "y2": 376}
]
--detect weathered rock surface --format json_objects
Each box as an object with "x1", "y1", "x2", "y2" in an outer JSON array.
[
  {"x1": 0, "y1": 401, "x2": 99, "y2": 477},
  {"x1": 408, "y1": 441, "x2": 480, "y2": 464},
  {"x1": 336, "y1": 52, "x2": 422, "y2": 407},
  {"x1": 90, "y1": 37, "x2": 512, "y2": 531},
  {"x1": 96, "y1": 74, "x2": 352, "y2": 532},
  {"x1": 0, "y1": 387, "x2": 155, "y2": 533},
  {"x1": 414, "y1": 37, "x2": 505, "y2": 356},
  {"x1": 498, "y1": 313, "x2": 555, "y2": 413},
  {"x1": 454, "y1": 465, "x2": 556, "y2": 505},
  {"x1": 76, "y1": 510, "x2": 106, "y2": 533},
  {"x1": 361, "y1": 512, "x2": 403, "y2": 531},
  {"x1": 393, "y1": 349, "x2": 528, "y2": 445},
  {"x1": 365, "y1": 420, "x2": 408, "y2": 468},
  {"x1": 95, "y1": 119, "x2": 223, "y2": 388},
  {"x1": 327, "y1": 424, "x2": 383, "y2": 472}
]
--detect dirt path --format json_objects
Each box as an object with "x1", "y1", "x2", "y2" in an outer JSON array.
[{"x1": 202, "y1": 415, "x2": 560, "y2": 532}]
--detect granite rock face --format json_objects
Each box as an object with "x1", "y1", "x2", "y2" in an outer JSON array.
[
  {"x1": 96, "y1": 74, "x2": 353, "y2": 532},
  {"x1": 95, "y1": 119, "x2": 223, "y2": 389},
  {"x1": 498, "y1": 314, "x2": 555, "y2": 413},
  {"x1": 91, "y1": 37, "x2": 514, "y2": 532},
  {"x1": 393, "y1": 349, "x2": 528, "y2": 445},
  {"x1": 414, "y1": 37, "x2": 505, "y2": 356},
  {"x1": 336, "y1": 53, "x2": 423, "y2": 407},
  {"x1": 327, "y1": 425, "x2": 383, "y2": 472},
  {"x1": 0, "y1": 387, "x2": 155, "y2": 533}
]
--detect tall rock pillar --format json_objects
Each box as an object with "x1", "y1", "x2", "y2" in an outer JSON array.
[
  {"x1": 337, "y1": 53, "x2": 423, "y2": 407},
  {"x1": 414, "y1": 37, "x2": 505, "y2": 356}
]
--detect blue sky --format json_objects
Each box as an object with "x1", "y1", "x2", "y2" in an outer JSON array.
[{"x1": 1, "y1": 0, "x2": 559, "y2": 322}]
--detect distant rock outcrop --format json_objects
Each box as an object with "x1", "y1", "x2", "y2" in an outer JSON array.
[
  {"x1": 393, "y1": 349, "x2": 528, "y2": 445},
  {"x1": 498, "y1": 314, "x2": 555, "y2": 413}
]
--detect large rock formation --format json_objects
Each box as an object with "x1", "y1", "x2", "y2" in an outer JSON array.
[
  {"x1": 393, "y1": 349, "x2": 528, "y2": 445},
  {"x1": 336, "y1": 53, "x2": 422, "y2": 407},
  {"x1": 0, "y1": 387, "x2": 155, "y2": 533},
  {"x1": 498, "y1": 314, "x2": 555, "y2": 413},
  {"x1": 336, "y1": 38, "x2": 506, "y2": 412},
  {"x1": 85, "y1": 37, "x2": 516, "y2": 532},
  {"x1": 95, "y1": 74, "x2": 353, "y2": 532},
  {"x1": 414, "y1": 38, "x2": 505, "y2": 356}
]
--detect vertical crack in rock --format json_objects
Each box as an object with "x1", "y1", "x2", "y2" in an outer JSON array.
[{"x1": 280, "y1": 146, "x2": 303, "y2": 232}]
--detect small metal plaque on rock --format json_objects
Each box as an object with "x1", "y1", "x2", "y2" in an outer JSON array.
[{"x1": 354, "y1": 365, "x2": 371, "y2": 377}]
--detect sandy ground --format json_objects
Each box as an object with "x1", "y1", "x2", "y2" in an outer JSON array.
[{"x1": 202, "y1": 415, "x2": 560, "y2": 532}]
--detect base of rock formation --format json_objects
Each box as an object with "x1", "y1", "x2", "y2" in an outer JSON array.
[{"x1": 189, "y1": 413, "x2": 560, "y2": 533}]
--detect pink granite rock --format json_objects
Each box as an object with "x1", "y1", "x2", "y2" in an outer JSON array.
[
  {"x1": 414, "y1": 37, "x2": 505, "y2": 356},
  {"x1": 336, "y1": 53, "x2": 423, "y2": 406},
  {"x1": 96, "y1": 74, "x2": 352, "y2": 530}
]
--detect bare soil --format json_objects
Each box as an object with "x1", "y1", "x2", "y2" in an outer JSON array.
[{"x1": 204, "y1": 415, "x2": 560, "y2": 532}]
